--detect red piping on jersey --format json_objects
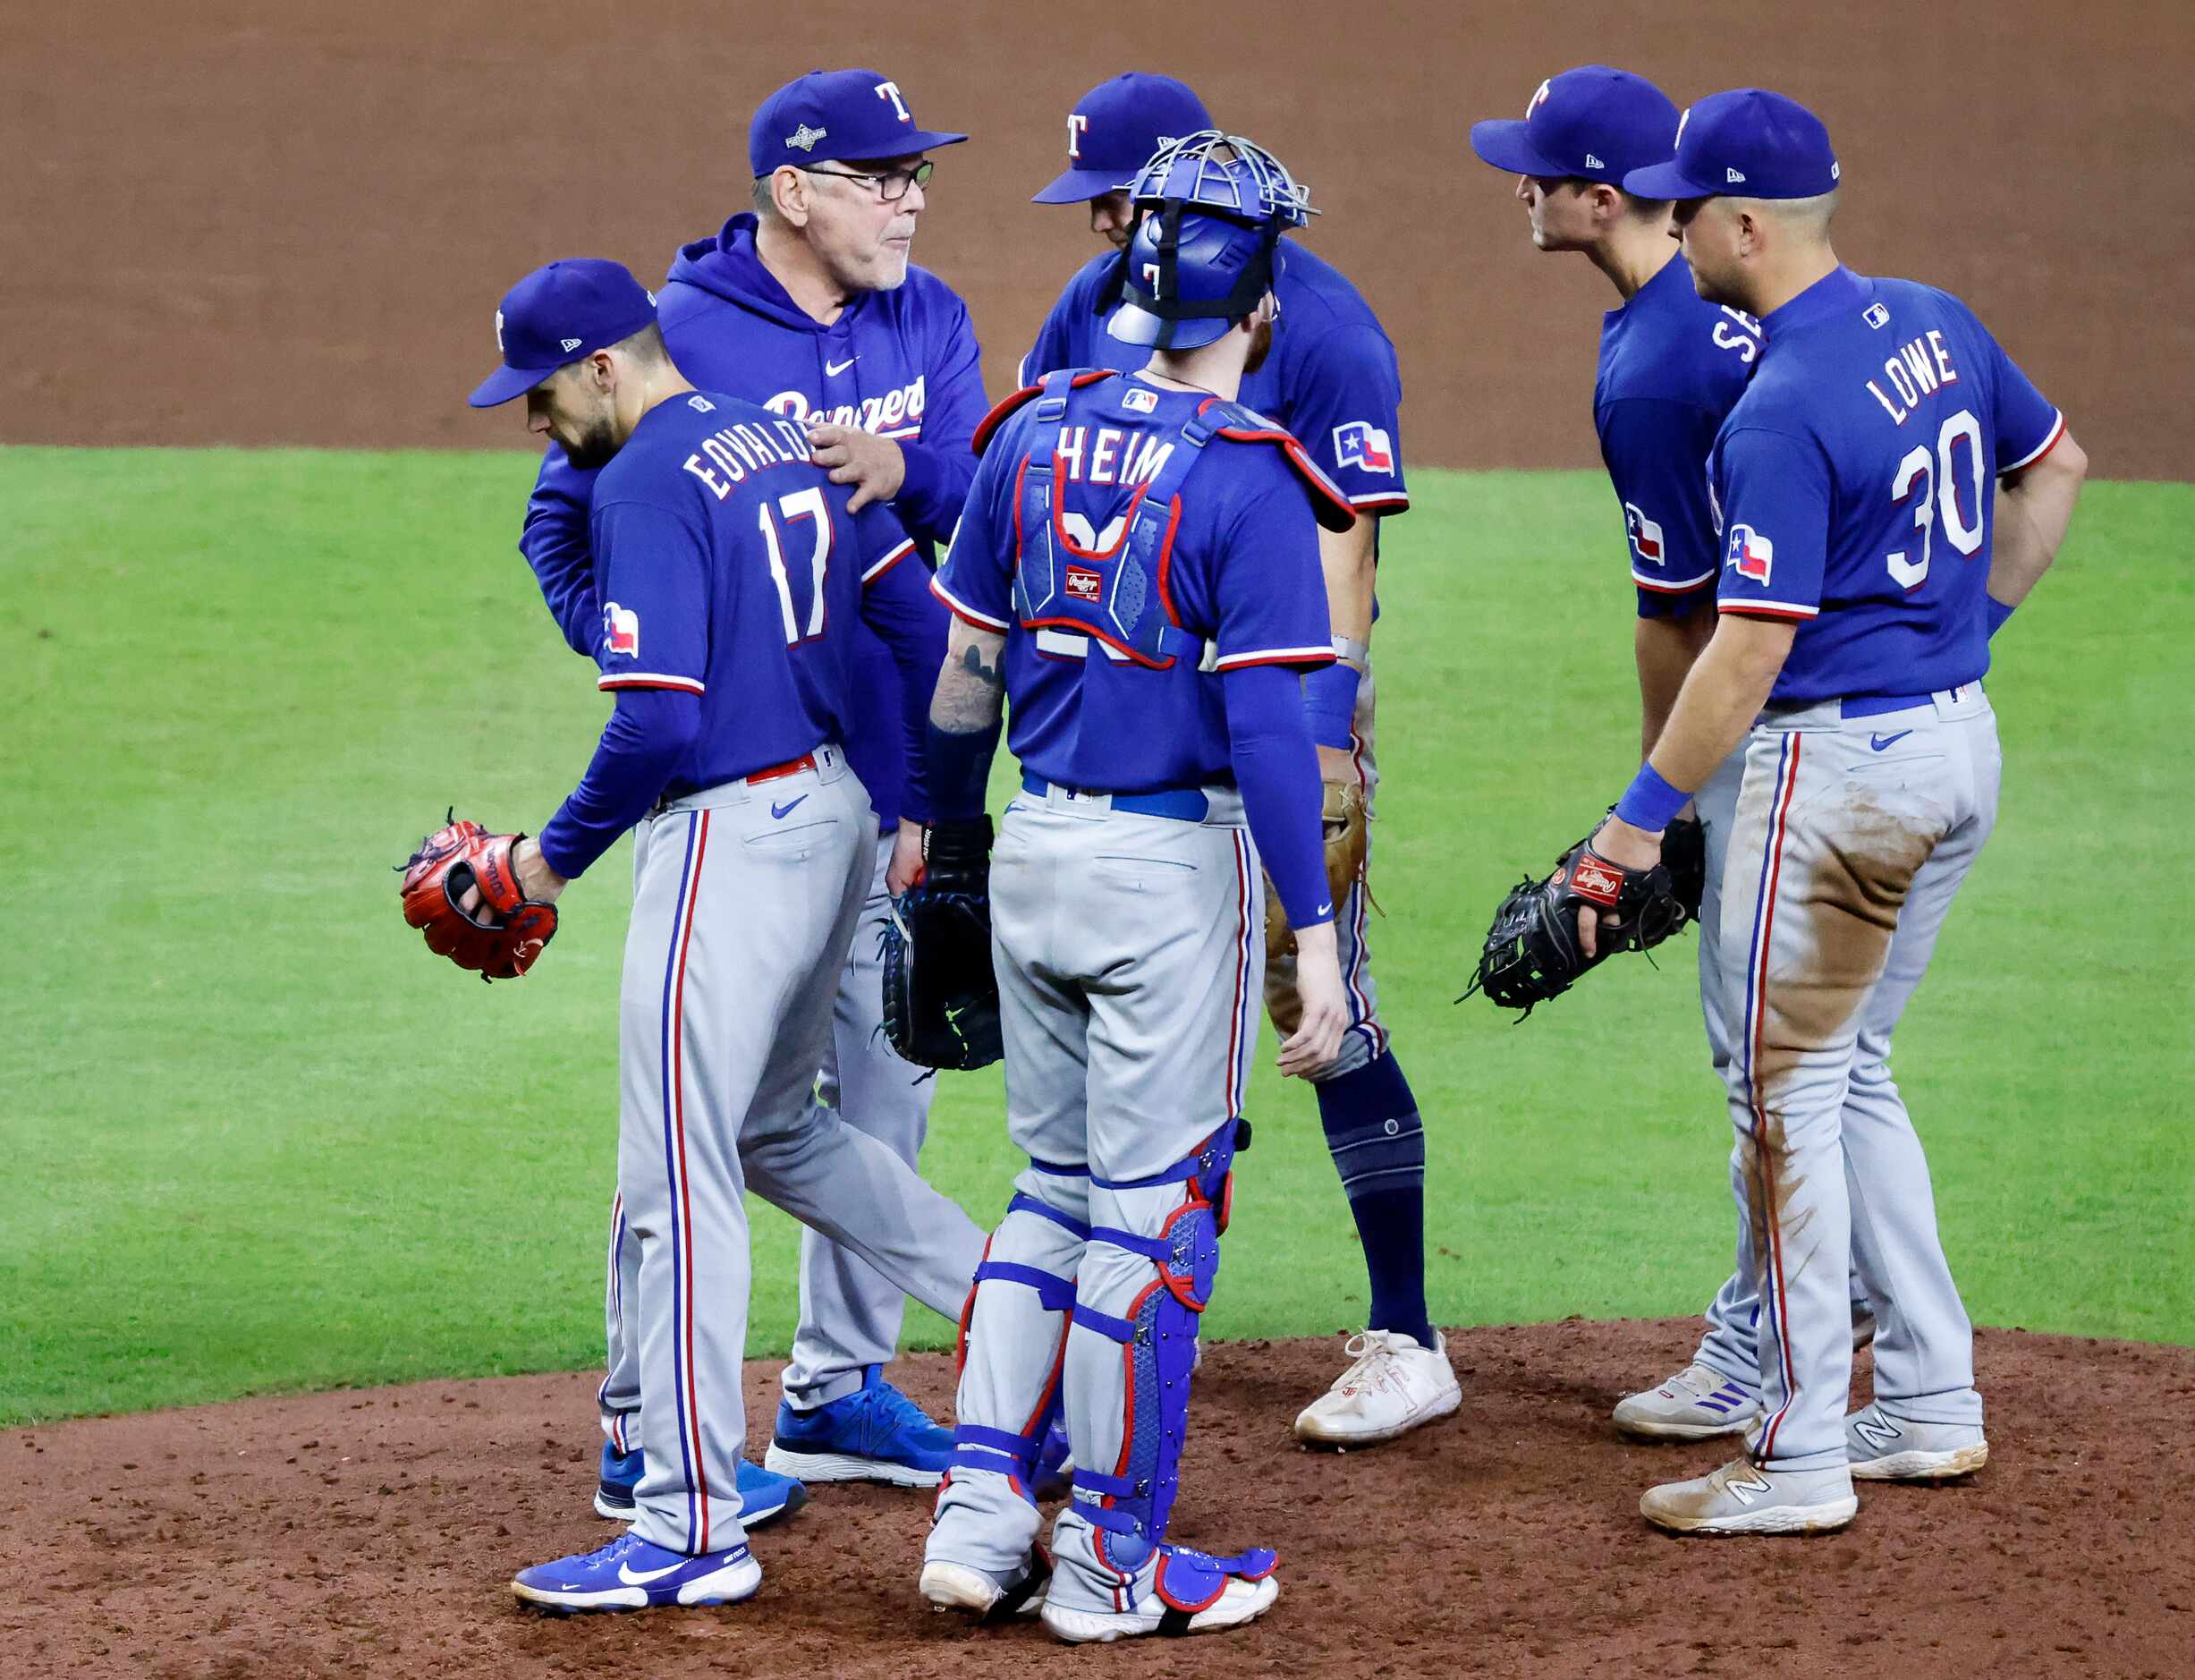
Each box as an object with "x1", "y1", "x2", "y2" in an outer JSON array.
[
  {"x1": 972, "y1": 369, "x2": 1117, "y2": 456},
  {"x1": 1719, "y1": 604, "x2": 1817, "y2": 622},
  {"x1": 1201, "y1": 408, "x2": 1359, "y2": 533}
]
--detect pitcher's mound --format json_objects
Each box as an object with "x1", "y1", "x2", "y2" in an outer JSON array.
[{"x1": 7, "y1": 1321, "x2": 2191, "y2": 1678}]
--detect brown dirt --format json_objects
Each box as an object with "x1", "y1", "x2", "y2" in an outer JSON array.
[
  {"x1": 9, "y1": 2, "x2": 2190, "y2": 479},
  {"x1": 7, "y1": 1322, "x2": 2191, "y2": 1679}
]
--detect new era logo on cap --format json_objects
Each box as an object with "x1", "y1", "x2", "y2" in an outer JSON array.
[{"x1": 1726, "y1": 166, "x2": 1747, "y2": 183}]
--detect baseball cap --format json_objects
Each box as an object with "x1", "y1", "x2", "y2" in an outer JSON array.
[
  {"x1": 1469, "y1": 65, "x2": 1681, "y2": 187},
  {"x1": 1032, "y1": 72, "x2": 1212, "y2": 204},
  {"x1": 749, "y1": 69, "x2": 967, "y2": 175},
  {"x1": 468, "y1": 259, "x2": 657, "y2": 409},
  {"x1": 1623, "y1": 89, "x2": 1839, "y2": 200}
]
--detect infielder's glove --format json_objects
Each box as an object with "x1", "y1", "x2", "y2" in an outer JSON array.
[
  {"x1": 1462, "y1": 828, "x2": 1687, "y2": 1017},
  {"x1": 1267, "y1": 776, "x2": 1370, "y2": 958},
  {"x1": 880, "y1": 818, "x2": 1004, "y2": 1071},
  {"x1": 1662, "y1": 813, "x2": 1708, "y2": 923},
  {"x1": 398, "y1": 811, "x2": 559, "y2": 981}
]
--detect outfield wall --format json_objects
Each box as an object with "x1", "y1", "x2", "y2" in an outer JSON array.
[{"x1": 9, "y1": 1, "x2": 2187, "y2": 479}]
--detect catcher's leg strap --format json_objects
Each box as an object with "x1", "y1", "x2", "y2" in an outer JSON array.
[
  {"x1": 1067, "y1": 1133, "x2": 1237, "y2": 1548},
  {"x1": 948, "y1": 1189, "x2": 1084, "y2": 1489}
]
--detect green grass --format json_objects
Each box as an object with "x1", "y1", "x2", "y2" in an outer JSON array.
[{"x1": 2, "y1": 448, "x2": 2187, "y2": 1425}]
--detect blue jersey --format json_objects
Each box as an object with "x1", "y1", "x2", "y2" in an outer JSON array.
[
  {"x1": 521, "y1": 212, "x2": 982, "y2": 825},
  {"x1": 1712, "y1": 267, "x2": 2063, "y2": 703},
  {"x1": 1595, "y1": 254, "x2": 1761, "y2": 616},
  {"x1": 586, "y1": 390, "x2": 916, "y2": 795},
  {"x1": 1021, "y1": 240, "x2": 1409, "y2": 518},
  {"x1": 934, "y1": 372, "x2": 1343, "y2": 792}
]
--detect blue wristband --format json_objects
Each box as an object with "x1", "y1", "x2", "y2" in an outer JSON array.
[
  {"x1": 1985, "y1": 595, "x2": 2015, "y2": 640},
  {"x1": 1614, "y1": 762, "x2": 1692, "y2": 834},
  {"x1": 1303, "y1": 660, "x2": 1362, "y2": 751}
]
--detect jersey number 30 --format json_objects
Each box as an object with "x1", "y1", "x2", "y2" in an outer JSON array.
[
  {"x1": 1886, "y1": 407, "x2": 1985, "y2": 591},
  {"x1": 757, "y1": 486, "x2": 833, "y2": 645}
]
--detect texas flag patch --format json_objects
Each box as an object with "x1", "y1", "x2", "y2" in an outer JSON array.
[
  {"x1": 604, "y1": 600, "x2": 640, "y2": 658},
  {"x1": 1333, "y1": 420, "x2": 1394, "y2": 474},
  {"x1": 1725, "y1": 524, "x2": 1774, "y2": 585},
  {"x1": 1624, "y1": 503, "x2": 1665, "y2": 565}
]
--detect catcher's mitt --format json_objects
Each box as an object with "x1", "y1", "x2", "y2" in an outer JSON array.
[
  {"x1": 1461, "y1": 828, "x2": 1687, "y2": 1017},
  {"x1": 880, "y1": 818, "x2": 1004, "y2": 1071},
  {"x1": 1267, "y1": 776, "x2": 1370, "y2": 958},
  {"x1": 1662, "y1": 813, "x2": 1708, "y2": 922},
  {"x1": 398, "y1": 811, "x2": 559, "y2": 981}
]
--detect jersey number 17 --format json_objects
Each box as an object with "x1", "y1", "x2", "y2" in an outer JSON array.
[{"x1": 756, "y1": 486, "x2": 834, "y2": 646}]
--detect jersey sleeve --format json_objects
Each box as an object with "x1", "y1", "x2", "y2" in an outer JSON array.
[
  {"x1": 1284, "y1": 321, "x2": 1410, "y2": 515},
  {"x1": 930, "y1": 433, "x2": 1017, "y2": 632},
  {"x1": 890, "y1": 295, "x2": 986, "y2": 547},
  {"x1": 1712, "y1": 426, "x2": 1831, "y2": 622},
  {"x1": 1208, "y1": 449, "x2": 1336, "y2": 669},
  {"x1": 852, "y1": 501, "x2": 920, "y2": 585},
  {"x1": 589, "y1": 499, "x2": 712, "y2": 693},
  {"x1": 520, "y1": 445, "x2": 605, "y2": 657},
  {"x1": 1598, "y1": 397, "x2": 1723, "y2": 618},
  {"x1": 1983, "y1": 329, "x2": 2065, "y2": 473}
]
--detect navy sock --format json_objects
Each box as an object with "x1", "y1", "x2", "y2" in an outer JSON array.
[{"x1": 1314, "y1": 1049, "x2": 1433, "y2": 1348}]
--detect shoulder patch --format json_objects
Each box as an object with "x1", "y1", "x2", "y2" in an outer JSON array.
[{"x1": 972, "y1": 369, "x2": 1116, "y2": 456}]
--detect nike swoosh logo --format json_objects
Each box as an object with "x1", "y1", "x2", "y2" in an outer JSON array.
[
  {"x1": 771, "y1": 796, "x2": 809, "y2": 819},
  {"x1": 617, "y1": 1560, "x2": 687, "y2": 1586},
  {"x1": 825, "y1": 357, "x2": 858, "y2": 376},
  {"x1": 1869, "y1": 730, "x2": 1914, "y2": 751}
]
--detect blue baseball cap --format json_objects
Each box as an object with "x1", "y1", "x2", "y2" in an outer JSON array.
[
  {"x1": 748, "y1": 69, "x2": 967, "y2": 175},
  {"x1": 1032, "y1": 72, "x2": 1212, "y2": 204},
  {"x1": 1470, "y1": 67, "x2": 1680, "y2": 187},
  {"x1": 468, "y1": 259, "x2": 657, "y2": 409},
  {"x1": 1624, "y1": 89, "x2": 1840, "y2": 200}
]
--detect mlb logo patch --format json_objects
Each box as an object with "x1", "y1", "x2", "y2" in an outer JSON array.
[
  {"x1": 1623, "y1": 503, "x2": 1665, "y2": 564},
  {"x1": 1123, "y1": 386, "x2": 1158, "y2": 414},
  {"x1": 1726, "y1": 524, "x2": 1774, "y2": 585},
  {"x1": 1863, "y1": 301, "x2": 1890, "y2": 329},
  {"x1": 604, "y1": 600, "x2": 640, "y2": 658},
  {"x1": 1064, "y1": 565, "x2": 1104, "y2": 603},
  {"x1": 1333, "y1": 420, "x2": 1394, "y2": 474}
]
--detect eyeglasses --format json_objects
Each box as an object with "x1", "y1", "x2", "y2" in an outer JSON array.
[{"x1": 802, "y1": 160, "x2": 934, "y2": 202}]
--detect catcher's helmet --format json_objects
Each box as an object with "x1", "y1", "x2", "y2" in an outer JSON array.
[{"x1": 1108, "y1": 130, "x2": 1315, "y2": 351}]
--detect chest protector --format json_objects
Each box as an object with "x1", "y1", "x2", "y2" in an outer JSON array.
[
  {"x1": 1006, "y1": 369, "x2": 1213, "y2": 667},
  {"x1": 970, "y1": 369, "x2": 1360, "y2": 669}
]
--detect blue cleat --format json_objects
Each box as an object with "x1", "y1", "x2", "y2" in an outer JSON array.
[
  {"x1": 511, "y1": 1531, "x2": 760, "y2": 1614},
  {"x1": 763, "y1": 1364, "x2": 953, "y2": 1489},
  {"x1": 595, "y1": 1439, "x2": 807, "y2": 1527}
]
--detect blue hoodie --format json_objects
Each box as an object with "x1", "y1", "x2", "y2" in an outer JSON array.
[{"x1": 519, "y1": 213, "x2": 987, "y2": 828}]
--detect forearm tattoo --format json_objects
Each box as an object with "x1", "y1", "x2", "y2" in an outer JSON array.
[{"x1": 932, "y1": 636, "x2": 1007, "y2": 734}]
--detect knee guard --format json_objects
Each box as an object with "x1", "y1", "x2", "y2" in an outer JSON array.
[
  {"x1": 1069, "y1": 1121, "x2": 1242, "y2": 1549},
  {"x1": 946, "y1": 1187, "x2": 1085, "y2": 1499}
]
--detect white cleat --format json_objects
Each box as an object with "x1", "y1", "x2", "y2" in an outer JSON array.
[
  {"x1": 1292, "y1": 1328, "x2": 1462, "y2": 1447},
  {"x1": 919, "y1": 1557, "x2": 1049, "y2": 1622},
  {"x1": 1040, "y1": 1574, "x2": 1277, "y2": 1643},
  {"x1": 1640, "y1": 1457, "x2": 1859, "y2": 1536},
  {"x1": 1844, "y1": 1403, "x2": 1989, "y2": 1480},
  {"x1": 1614, "y1": 1362, "x2": 1764, "y2": 1441}
]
